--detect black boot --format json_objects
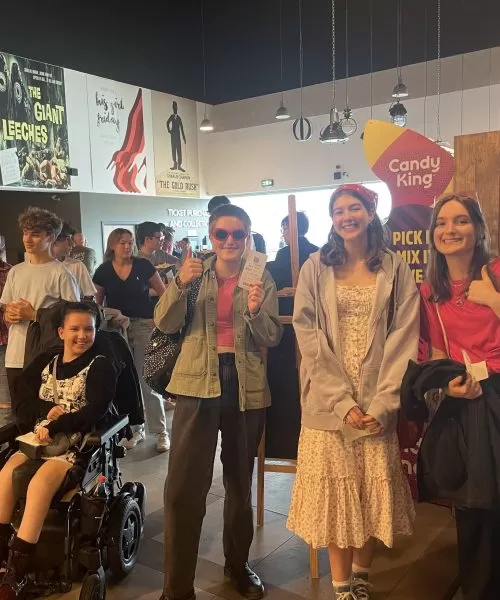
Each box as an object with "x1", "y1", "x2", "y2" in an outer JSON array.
[
  {"x1": 0, "y1": 536, "x2": 35, "y2": 599},
  {"x1": 0, "y1": 524, "x2": 13, "y2": 568},
  {"x1": 224, "y1": 563, "x2": 264, "y2": 600}
]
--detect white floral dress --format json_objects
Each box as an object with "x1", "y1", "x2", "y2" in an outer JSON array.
[{"x1": 287, "y1": 285, "x2": 415, "y2": 548}]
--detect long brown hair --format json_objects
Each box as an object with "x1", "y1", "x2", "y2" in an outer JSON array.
[
  {"x1": 427, "y1": 193, "x2": 494, "y2": 302},
  {"x1": 320, "y1": 189, "x2": 388, "y2": 271},
  {"x1": 104, "y1": 228, "x2": 134, "y2": 261}
]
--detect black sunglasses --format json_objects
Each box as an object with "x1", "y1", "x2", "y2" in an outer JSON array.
[{"x1": 214, "y1": 228, "x2": 247, "y2": 241}]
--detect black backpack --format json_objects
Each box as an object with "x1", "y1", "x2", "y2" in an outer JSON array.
[{"x1": 143, "y1": 277, "x2": 202, "y2": 397}]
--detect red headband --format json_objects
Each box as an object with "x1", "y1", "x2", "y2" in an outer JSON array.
[{"x1": 332, "y1": 184, "x2": 378, "y2": 211}]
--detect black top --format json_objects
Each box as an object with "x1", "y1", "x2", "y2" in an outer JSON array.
[
  {"x1": 15, "y1": 348, "x2": 116, "y2": 437},
  {"x1": 273, "y1": 236, "x2": 319, "y2": 274},
  {"x1": 93, "y1": 258, "x2": 156, "y2": 318}
]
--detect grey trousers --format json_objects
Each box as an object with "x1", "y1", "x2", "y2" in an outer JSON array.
[
  {"x1": 163, "y1": 354, "x2": 265, "y2": 599},
  {"x1": 127, "y1": 318, "x2": 167, "y2": 435}
]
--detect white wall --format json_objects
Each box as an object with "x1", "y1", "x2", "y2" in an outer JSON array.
[
  {"x1": 200, "y1": 83, "x2": 500, "y2": 196},
  {"x1": 80, "y1": 193, "x2": 209, "y2": 264},
  {"x1": 64, "y1": 68, "x2": 93, "y2": 192}
]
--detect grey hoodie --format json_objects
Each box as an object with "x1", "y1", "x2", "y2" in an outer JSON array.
[{"x1": 292, "y1": 250, "x2": 419, "y2": 433}]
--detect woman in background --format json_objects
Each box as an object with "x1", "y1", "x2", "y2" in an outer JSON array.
[{"x1": 93, "y1": 228, "x2": 169, "y2": 453}]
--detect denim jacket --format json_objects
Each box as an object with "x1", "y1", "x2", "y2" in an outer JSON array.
[{"x1": 153, "y1": 255, "x2": 283, "y2": 410}]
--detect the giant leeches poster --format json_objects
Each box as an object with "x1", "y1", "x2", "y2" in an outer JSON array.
[{"x1": 0, "y1": 51, "x2": 70, "y2": 189}]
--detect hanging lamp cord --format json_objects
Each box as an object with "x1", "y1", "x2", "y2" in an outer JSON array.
[
  {"x1": 331, "y1": 0, "x2": 336, "y2": 108},
  {"x1": 436, "y1": 0, "x2": 442, "y2": 141},
  {"x1": 369, "y1": 0, "x2": 373, "y2": 119},
  {"x1": 345, "y1": 0, "x2": 349, "y2": 108},
  {"x1": 279, "y1": 0, "x2": 285, "y2": 103},
  {"x1": 299, "y1": 0, "x2": 304, "y2": 116},
  {"x1": 201, "y1": 0, "x2": 208, "y2": 114}
]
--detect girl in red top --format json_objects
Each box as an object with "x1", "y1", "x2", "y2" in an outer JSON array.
[{"x1": 421, "y1": 193, "x2": 500, "y2": 600}]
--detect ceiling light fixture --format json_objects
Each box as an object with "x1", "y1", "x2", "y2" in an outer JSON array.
[
  {"x1": 433, "y1": 0, "x2": 453, "y2": 154},
  {"x1": 340, "y1": 0, "x2": 357, "y2": 137},
  {"x1": 275, "y1": 0, "x2": 290, "y2": 120},
  {"x1": 392, "y1": 0, "x2": 408, "y2": 99},
  {"x1": 389, "y1": 100, "x2": 408, "y2": 127},
  {"x1": 293, "y1": 0, "x2": 312, "y2": 140},
  {"x1": 320, "y1": 0, "x2": 347, "y2": 143},
  {"x1": 320, "y1": 107, "x2": 347, "y2": 143},
  {"x1": 199, "y1": 0, "x2": 213, "y2": 132}
]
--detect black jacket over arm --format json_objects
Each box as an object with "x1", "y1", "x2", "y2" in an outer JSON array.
[{"x1": 401, "y1": 359, "x2": 500, "y2": 509}]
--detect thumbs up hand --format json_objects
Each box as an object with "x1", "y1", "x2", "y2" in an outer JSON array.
[{"x1": 467, "y1": 265, "x2": 498, "y2": 308}]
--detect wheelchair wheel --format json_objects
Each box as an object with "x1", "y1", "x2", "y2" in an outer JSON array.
[
  {"x1": 106, "y1": 496, "x2": 142, "y2": 579},
  {"x1": 79, "y1": 571, "x2": 106, "y2": 600}
]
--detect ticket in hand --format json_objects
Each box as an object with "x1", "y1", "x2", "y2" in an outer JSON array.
[
  {"x1": 238, "y1": 250, "x2": 268, "y2": 290},
  {"x1": 462, "y1": 350, "x2": 489, "y2": 382}
]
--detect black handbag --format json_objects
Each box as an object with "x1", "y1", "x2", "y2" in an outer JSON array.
[{"x1": 143, "y1": 277, "x2": 202, "y2": 396}]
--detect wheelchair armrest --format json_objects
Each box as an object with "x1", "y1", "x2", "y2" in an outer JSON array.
[
  {"x1": 85, "y1": 415, "x2": 129, "y2": 446},
  {"x1": 0, "y1": 423, "x2": 20, "y2": 445}
]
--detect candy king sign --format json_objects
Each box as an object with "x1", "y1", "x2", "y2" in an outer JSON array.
[{"x1": 363, "y1": 119, "x2": 455, "y2": 284}]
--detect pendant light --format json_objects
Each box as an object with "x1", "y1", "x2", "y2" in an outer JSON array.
[
  {"x1": 293, "y1": 0, "x2": 312, "y2": 140},
  {"x1": 389, "y1": 0, "x2": 408, "y2": 126},
  {"x1": 275, "y1": 0, "x2": 290, "y2": 120},
  {"x1": 320, "y1": 0, "x2": 347, "y2": 143},
  {"x1": 340, "y1": 0, "x2": 357, "y2": 137},
  {"x1": 199, "y1": 0, "x2": 213, "y2": 132},
  {"x1": 432, "y1": 0, "x2": 453, "y2": 154},
  {"x1": 392, "y1": 0, "x2": 408, "y2": 98}
]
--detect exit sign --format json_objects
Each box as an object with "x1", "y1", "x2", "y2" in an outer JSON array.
[{"x1": 261, "y1": 179, "x2": 274, "y2": 188}]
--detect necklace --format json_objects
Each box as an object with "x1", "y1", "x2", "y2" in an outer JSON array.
[{"x1": 451, "y1": 279, "x2": 469, "y2": 306}]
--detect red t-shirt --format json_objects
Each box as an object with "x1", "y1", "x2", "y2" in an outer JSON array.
[
  {"x1": 216, "y1": 274, "x2": 238, "y2": 349},
  {"x1": 420, "y1": 259, "x2": 500, "y2": 373}
]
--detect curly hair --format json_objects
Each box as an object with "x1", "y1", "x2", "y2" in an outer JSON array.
[{"x1": 18, "y1": 206, "x2": 62, "y2": 239}]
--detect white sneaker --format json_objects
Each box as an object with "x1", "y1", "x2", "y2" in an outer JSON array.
[
  {"x1": 156, "y1": 432, "x2": 170, "y2": 453},
  {"x1": 121, "y1": 426, "x2": 146, "y2": 449}
]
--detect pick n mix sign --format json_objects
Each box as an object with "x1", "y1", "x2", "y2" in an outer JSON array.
[
  {"x1": 364, "y1": 120, "x2": 455, "y2": 500},
  {"x1": 363, "y1": 119, "x2": 454, "y2": 284}
]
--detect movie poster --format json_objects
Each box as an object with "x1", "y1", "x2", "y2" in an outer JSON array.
[
  {"x1": 152, "y1": 92, "x2": 200, "y2": 197},
  {"x1": 87, "y1": 75, "x2": 147, "y2": 194},
  {"x1": 0, "y1": 51, "x2": 70, "y2": 189}
]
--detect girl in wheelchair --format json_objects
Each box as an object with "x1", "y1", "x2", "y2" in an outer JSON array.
[{"x1": 0, "y1": 302, "x2": 116, "y2": 599}]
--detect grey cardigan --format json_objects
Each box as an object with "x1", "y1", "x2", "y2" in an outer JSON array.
[{"x1": 293, "y1": 250, "x2": 420, "y2": 433}]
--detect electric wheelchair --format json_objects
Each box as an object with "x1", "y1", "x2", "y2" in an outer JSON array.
[
  {"x1": 0, "y1": 412, "x2": 146, "y2": 599},
  {"x1": 0, "y1": 310, "x2": 148, "y2": 600}
]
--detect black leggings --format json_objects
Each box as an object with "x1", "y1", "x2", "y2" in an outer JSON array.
[{"x1": 456, "y1": 507, "x2": 500, "y2": 600}]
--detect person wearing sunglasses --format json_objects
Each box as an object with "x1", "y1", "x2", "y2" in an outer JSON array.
[{"x1": 154, "y1": 204, "x2": 282, "y2": 600}]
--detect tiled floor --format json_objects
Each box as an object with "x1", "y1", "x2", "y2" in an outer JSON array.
[{"x1": 0, "y1": 408, "x2": 461, "y2": 600}]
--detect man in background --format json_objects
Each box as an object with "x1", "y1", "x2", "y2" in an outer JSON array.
[
  {"x1": 274, "y1": 212, "x2": 318, "y2": 272},
  {"x1": 158, "y1": 224, "x2": 177, "y2": 257},
  {"x1": 70, "y1": 231, "x2": 97, "y2": 276},
  {"x1": 207, "y1": 196, "x2": 267, "y2": 254},
  {"x1": 0, "y1": 236, "x2": 11, "y2": 410},
  {"x1": 52, "y1": 223, "x2": 97, "y2": 300},
  {"x1": 0, "y1": 207, "x2": 79, "y2": 412}
]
